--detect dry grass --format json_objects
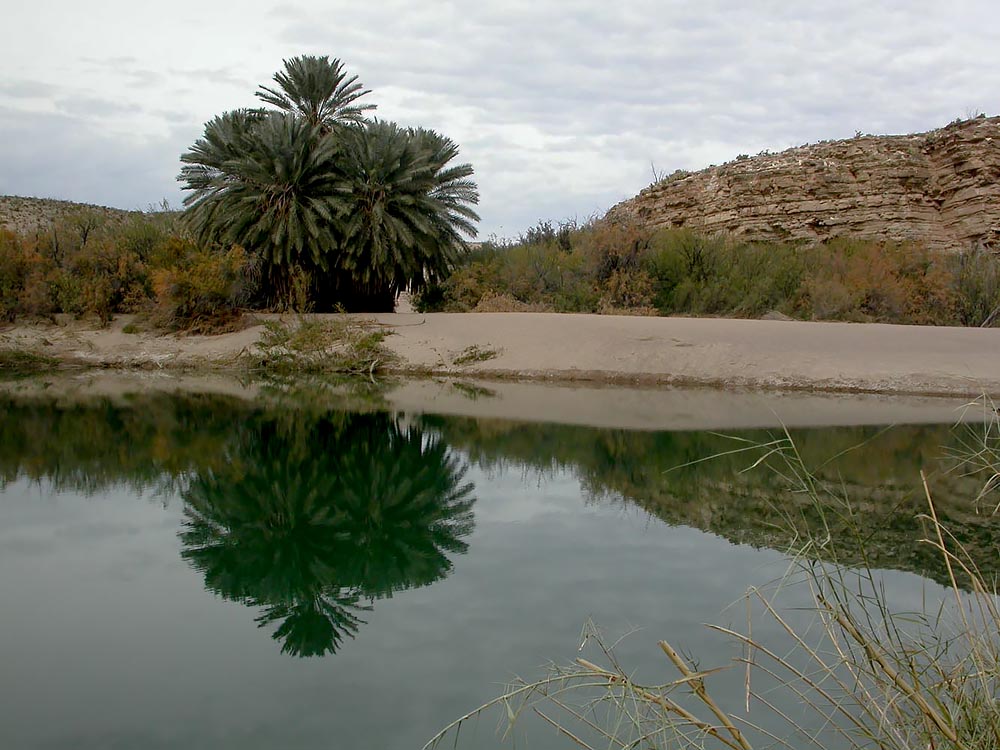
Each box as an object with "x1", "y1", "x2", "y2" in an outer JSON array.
[
  {"x1": 452, "y1": 345, "x2": 501, "y2": 366},
  {"x1": 473, "y1": 291, "x2": 554, "y2": 313}
]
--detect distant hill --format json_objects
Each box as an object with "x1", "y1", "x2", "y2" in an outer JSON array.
[
  {"x1": 0, "y1": 196, "x2": 145, "y2": 236},
  {"x1": 609, "y1": 115, "x2": 1000, "y2": 252}
]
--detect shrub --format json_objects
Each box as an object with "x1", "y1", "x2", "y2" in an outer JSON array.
[
  {"x1": 17, "y1": 253, "x2": 61, "y2": 320},
  {"x1": 599, "y1": 266, "x2": 656, "y2": 310},
  {"x1": 803, "y1": 240, "x2": 957, "y2": 324},
  {"x1": 472, "y1": 291, "x2": 551, "y2": 313},
  {"x1": 0, "y1": 230, "x2": 30, "y2": 321},
  {"x1": 152, "y1": 242, "x2": 250, "y2": 332},
  {"x1": 116, "y1": 211, "x2": 179, "y2": 262},
  {"x1": 949, "y1": 246, "x2": 1000, "y2": 326},
  {"x1": 249, "y1": 317, "x2": 396, "y2": 375},
  {"x1": 644, "y1": 231, "x2": 805, "y2": 317},
  {"x1": 395, "y1": 216, "x2": 992, "y2": 327},
  {"x1": 69, "y1": 237, "x2": 152, "y2": 324}
]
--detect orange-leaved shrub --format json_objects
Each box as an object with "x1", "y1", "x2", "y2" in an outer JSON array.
[
  {"x1": 0, "y1": 211, "x2": 254, "y2": 331},
  {"x1": 152, "y1": 240, "x2": 251, "y2": 331},
  {"x1": 803, "y1": 239, "x2": 955, "y2": 324}
]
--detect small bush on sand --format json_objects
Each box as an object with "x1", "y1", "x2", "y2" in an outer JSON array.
[
  {"x1": 248, "y1": 318, "x2": 396, "y2": 376},
  {"x1": 472, "y1": 292, "x2": 552, "y2": 313}
]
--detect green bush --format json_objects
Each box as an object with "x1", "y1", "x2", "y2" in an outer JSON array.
[
  {"x1": 644, "y1": 231, "x2": 806, "y2": 316},
  {"x1": 249, "y1": 318, "x2": 396, "y2": 375}
]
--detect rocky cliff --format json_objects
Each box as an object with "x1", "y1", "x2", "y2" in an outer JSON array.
[{"x1": 609, "y1": 116, "x2": 1000, "y2": 252}]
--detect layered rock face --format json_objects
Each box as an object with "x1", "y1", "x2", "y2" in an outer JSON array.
[{"x1": 609, "y1": 116, "x2": 1000, "y2": 252}]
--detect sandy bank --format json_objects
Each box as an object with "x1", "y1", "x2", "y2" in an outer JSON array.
[
  {"x1": 3, "y1": 312, "x2": 1000, "y2": 398},
  {"x1": 370, "y1": 312, "x2": 1000, "y2": 397}
]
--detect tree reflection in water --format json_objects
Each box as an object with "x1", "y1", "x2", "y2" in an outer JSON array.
[{"x1": 180, "y1": 411, "x2": 475, "y2": 657}]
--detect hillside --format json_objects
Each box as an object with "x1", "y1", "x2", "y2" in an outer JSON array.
[
  {"x1": 0, "y1": 195, "x2": 142, "y2": 236},
  {"x1": 609, "y1": 116, "x2": 1000, "y2": 252}
]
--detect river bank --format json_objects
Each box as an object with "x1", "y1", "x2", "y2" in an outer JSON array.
[{"x1": 2, "y1": 311, "x2": 1000, "y2": 398}]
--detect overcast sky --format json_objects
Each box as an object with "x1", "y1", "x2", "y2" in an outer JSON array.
[{"x1": 2, "y1": 0, "x2": 998, "y2": 238}]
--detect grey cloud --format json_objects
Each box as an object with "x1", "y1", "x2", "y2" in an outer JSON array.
[
  {"x1": 55, "y1": 95, "x2": 135, "y2": 118},
  {"x1": 0, "y1": 80, "x2": 59, "y2": 99},
  {"x1": 266, "y1": 2, "x2": 305, "y2": 19},
  {"x1": 0, "y1": 106, "x2": 189, "y2": 210},
  {"x1": 168, "y1": 66, "x2": 252, "y2": 89},
  {"x1": 124, "y1": 69, "x2": 166, "y2": 88},
  {"x1": 155, "y1": 108, "x2": 196, "y2": 124},
  {"x1": 82, "y1": 55, "x2": 139, "y2": 66},
  {"x1": 276, "y1": 19, "x2": 332, "y2": 47},
  {"x1": 79, "y1": 56, "x2": 166, "y2": 88}
]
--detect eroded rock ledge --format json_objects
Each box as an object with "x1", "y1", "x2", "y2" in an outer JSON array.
[{"x1": 609, "y1": 116, "x2": 1000, "y2": 252}]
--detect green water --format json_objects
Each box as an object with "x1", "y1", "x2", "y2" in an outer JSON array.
[{"x1": 0, "y1": 388, "x2": 996, "y2": 749}]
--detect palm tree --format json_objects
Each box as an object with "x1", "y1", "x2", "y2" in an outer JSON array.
[
  {"x1": 256, "y1": 55, "x2": 375, "y2": 131},
  {"x1": 175, "y1": 109, "x2": 265, "y2": 195},
  {"x1": 329, "y1": 121, "x2": 480, "y2": 311},
  {"x1": 179, "y1": 111, "x2": 344, "y2": 305},
  {"x1": 178, "y1": 55, "x2": 479, "y2": 311}
]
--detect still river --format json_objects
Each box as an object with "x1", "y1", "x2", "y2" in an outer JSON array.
[{"x1": 0, "y1": 379, "x2": 994, "y2": 749}]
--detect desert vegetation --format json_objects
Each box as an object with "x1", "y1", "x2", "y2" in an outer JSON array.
[
  {"x1": 0, "y1": 210, "x2": 247, "y2": 329},
  {"x1": 0, "y1": 195, "x2": 142, "y2": 236},
  {"x1": 417, "y1": 219, "x2": 1000, "y2": 326},
  {"x1": 0, "y1": 55, "x2": 479, "y2": 326},
  {"x1": 4, "y1": 207, "x2": 998, "y2": 331}
]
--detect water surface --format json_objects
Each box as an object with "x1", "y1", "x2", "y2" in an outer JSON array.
[{"x1": 0, "y1": 386, "x2": 994, "y2": 749}]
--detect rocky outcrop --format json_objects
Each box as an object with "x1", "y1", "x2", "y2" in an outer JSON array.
[{"x1": 609, "y1": 116, "x2": 1000, "y2": 252}]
